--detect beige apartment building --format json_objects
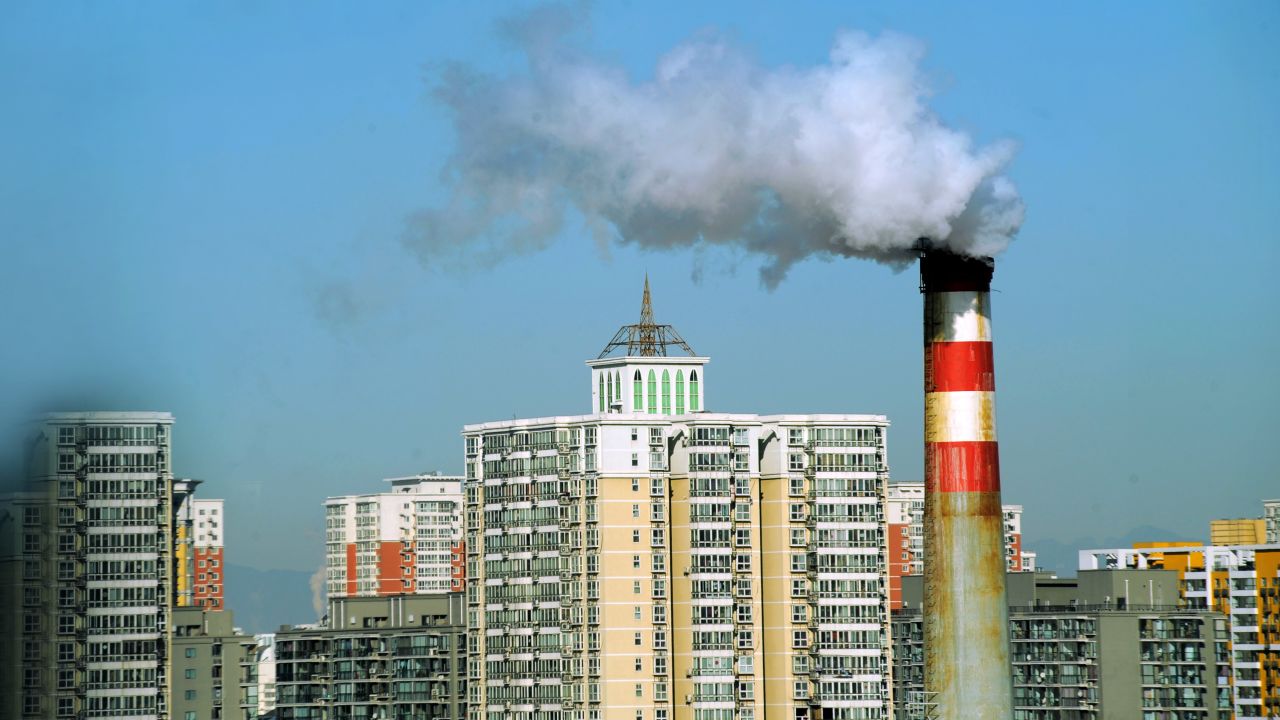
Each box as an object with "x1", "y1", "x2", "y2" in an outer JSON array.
[{"x1": 462, "y1": 285, "x2": 893, "y2": 720}]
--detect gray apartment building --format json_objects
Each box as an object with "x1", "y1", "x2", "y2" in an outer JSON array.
[
  {"x1": 2, "y1": 412, "x2": 179, "y2": 720},
  {"x1": 893, "y1": 570, "x2": 1232, "y2": 720},
  {"x1": 171, "y1": 607, "x2": 257, "y2": 720},
  {"x1": 273, "y1": 593, "x2": 466, "y2": 720}
]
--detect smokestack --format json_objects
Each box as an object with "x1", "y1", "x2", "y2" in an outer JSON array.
[{"x1": 920, "y1": 249, "x2": 1013, "y2": 718}]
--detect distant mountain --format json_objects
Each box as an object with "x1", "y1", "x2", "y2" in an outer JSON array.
[
  {"x1": 1026, "y1": 524, "x2": 1199, "y2": 578},
  {"x1": 224, "y1": 564, "x2": 323, "y2": 635}
]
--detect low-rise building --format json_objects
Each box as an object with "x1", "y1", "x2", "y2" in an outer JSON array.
[
  {"x1": 170, "y1": 607, "x2": 256, "y2": 720},
  {"x1": 1080, "y1": 543, "x2": 1280, "y2": 719},
  {"x1": 273, "y1": 593, "x2": 465, "y2": 720},
  {"x1": 893, "y1": 570, "x2": 1233, "y2": 719}
]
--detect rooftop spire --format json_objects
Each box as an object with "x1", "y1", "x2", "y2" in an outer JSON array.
[
  {"x1": 596, "y1": 277, "x2": 696, "y2": 358},
  {"x1": 637, "y1": 274, "x2": 658, "y2": 355}
]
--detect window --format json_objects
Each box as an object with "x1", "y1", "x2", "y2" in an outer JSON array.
[
  {"x1": 675, "y1": 370, "x2": 685, "y2": 414},
  {"x1": 791, "y1": 553, "x2": 807, "y2": 573},
  {"x1": 790, "y1": 528, "x2": 806, "y2": 547},
  {"x1": 632, "y1": 478, "x2": 640, "y2": 492},
  {"x1": 735, "y1": 555, "x2": 752, "y2": 573},
  {"x1": 633, "y1": 372, "x2": 643, "y2": 411},
  {"x1": 633, "y1": 530, "x2": 641, "y2": 543},
  {"x1": 599, "y1": 374, "x2": 606, "y2": 412},
  {"x1": 689, "y1": 371, "x2": 699, "y2": 411},
  {"x1": 661, "y1": 370, "x2": 671, "y2": 414},
  {"x1": 631, "y1": 453, "x2": 639, "y2": 467},
  {"x1": 647, "y1": 371, "x2": 658, "y2": 414},
  {"x1": 635, "y1": 683, "x2": 643, "y2": 698},
  {"x1": 633, "y1": 504, "x2": 640, "y2": 518},
  {"x1": 792, "y1": 630, "x2": 809, "y2": 648},
  {"x1": 631, "y1": 427, "x2": 639, "y2": 441},
  {"x1": 185, "y1": 690, "x2": 196, "y2": 700},
  {"x1": 633, "y1": 581, "x2": 642, "y2": 594},
  {"x1": 185, "y1": 669, "x2": 196, "y2": 679},
  {"x1": 185, "y1": 648, "x2": 196, "y2": 658},
  {"x1": 791, "y1": 605, "x2": 808, "y2": 623},
  {"x1": 789, "y1": 476, "x2": 805, "y2": 495},
  {"x1": 789, "y1": 503, "x2": 806, "y2": 522},
  {"x1": 792, "y1": 655, "x2": 809, "y2": 674},
  {"x1": 791, "y1": 579, "x2": 807, "y2": 597},
  {"x1": 634, "y1": 632, "x2": 643, "y2": 646},
  {"x1": 633, "y1": 555, "x2": 641, "y2": 569},
  {"x1": 735, "y1": 529, "x2": 751, "y2": 547},
  {"x1": 634, "y1": 606, "x2": 642, "y2": 620}
]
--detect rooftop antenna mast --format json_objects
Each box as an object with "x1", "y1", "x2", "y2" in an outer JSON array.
[{"x1": 597, "y1": 276, "x2": 696, "y2": 358}]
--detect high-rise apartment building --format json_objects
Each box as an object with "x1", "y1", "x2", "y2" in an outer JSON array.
[
  {"x1": 3, "y1": 412, "x2": 178, "y2": 720},
  {"x1": 191, "y1": 499, "x2": 226, "y2": 609},
  {"x1": 1263, "y1": 501, "x2": 1279, "y2": 545},
  {"x1": 894, "y1": 570, "x2": 1233, "y2": 719},
  {"x1": 1080, "y1": 543, "x2": 1280, "y2": 719},
  {"x1": 325, "y1": 473, "x2": 464, "y2": 599},
  {"x1": 463, "y1": 284, "x2": 893, "y2": 720},
  {"x1": 885, "y1": 481, "x2": 1033, "y2": 610}
]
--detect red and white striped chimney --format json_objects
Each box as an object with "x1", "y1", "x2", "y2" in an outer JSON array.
[{"x1": 921, "y1": 250, "x2": 1013, "y2": 719}]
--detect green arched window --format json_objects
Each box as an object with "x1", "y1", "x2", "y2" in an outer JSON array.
[
  {"x1": 675, "y1": 370, "x2": 685, "y2": 415},
  {"x1": 614, "y1": 372, "x2": 621, "y2": 410},
  {"x1": 598, "y1": 373, "x2": 605, "y2": 412},
  {"x1": 689, "y1": 370, "x2": 700, "y2": 412},
  {"x1": 608, "y1": 372, "x2": 615, "y2": 409},
  {"x1": 633, "y1": 371, "x2": 643, "y2": 411},
  {"x1": 647, "y1": 370, "x2": 657, "y2": 414},
  {"x1": 661, "y1": 370, "x2": 671, "y2": 414}
]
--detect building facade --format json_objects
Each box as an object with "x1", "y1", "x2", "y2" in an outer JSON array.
[
  {"x1": 894, "y1": 570, "x2": 1233, "y2": 719},
  {"x1": 1209, "y1": 519, "x2": 1267, "y2": 547},
  {"x1": 3, "y1": 412, "x2": 179, "y2": 720},
  {"x1": 885, "y1": 481, "x2": 1033, "y2": 610},
  {"x1": 1263, "y1": 501, "x2": 1279, "y2": 545},
  {"x1": 1080, "y1": 543, "x2": 1280, "y2": 719},
  {"x1": 273, "y1": 593, "x2": 467, "y2": 720},
  {"x1": 325, "y1": 474, "x2": 465, "y2": 600},
  {"x1": 170, "y1": 607, "x2": 256, "y2": 720},
  {"x1": 463, "y1": 287, "x2": 893, "y2": 720},
  {"x1": 191, "y1": 498, "x2": 226, "y2": 609}
]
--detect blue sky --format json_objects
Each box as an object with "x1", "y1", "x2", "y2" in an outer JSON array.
[{"x1": 2, "y1": 2, "x2": 1276, "y2": 575}]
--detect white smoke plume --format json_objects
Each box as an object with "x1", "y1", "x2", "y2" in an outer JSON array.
[
  {"x1": 309, "y1": 565, "x2": 326, "y2": 621},
  {"x1": 406, "y1": 4, "x2": 1024, "y2": 287}
]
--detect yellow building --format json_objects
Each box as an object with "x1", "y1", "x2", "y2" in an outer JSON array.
[
  {"x1": 1211, "y1": 519, "x2": 1267, "y2": 546},
  {"x1": 462, "y1": 286, "x2": 893, "y2": 720},
  {"x1": 1082, "y1": 542, "x2": 1280, "y2": 717}
]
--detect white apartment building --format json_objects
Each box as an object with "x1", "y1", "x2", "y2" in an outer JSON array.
[
  {"x1": 324, "y1": 473, "x2": 464, "y2": 599},
  {"x1": 463, "y1": 284, "x2": 893, "y2": 720},
  {"x1": 1265, "y1": 500, "x2": 1279, "y2": 544}
]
